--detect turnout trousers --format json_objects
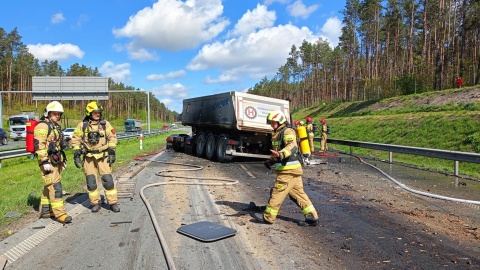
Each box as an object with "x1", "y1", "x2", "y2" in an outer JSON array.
[
  {"x1": 40, "y1": 164, "x2": 67, "y2": 219},
  {"x1": 321, "y1": 133, "x2": 328, "y2": 152},
  {"x1": 83, "y1": 155, "x2": 118, "y2": 205},
  {"x1": 308, "y1": 133, "x2": 315, "y2": 155},
  {"x1": 264, "y1": 172, "x2": 318, "y2": 223}
]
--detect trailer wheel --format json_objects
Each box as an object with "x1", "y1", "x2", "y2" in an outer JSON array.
[
  {"x1": 196, "y1": 132, "x2": 206, "y2": 157},
  {"x1": 216, "y1": 134, "x2": 233, "y2": 163},
  {"x1": 205, "y1": 133, "x2": 216, "y2": 160}
]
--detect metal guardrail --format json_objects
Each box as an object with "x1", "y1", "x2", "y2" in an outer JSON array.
[
  {"x1": 316, "y1": 138, "x2": 480, "y2": 176},
  {"x1": 0, "y1": 130, "x2": 165, "y2": 168},
  {"x1": 3, "y1": 134, "x2": 477, "y2": 176}
]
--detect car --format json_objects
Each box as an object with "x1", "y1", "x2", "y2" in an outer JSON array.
[
  {"x1": 162, "y1": 125, "x2": 170, "y2": 131},
  {"x1": 62, "y1": 128, "x2": 76, "y2": 139},
  {"x1": 0, "y1": 128, "x2": 8, "y2": 145}
]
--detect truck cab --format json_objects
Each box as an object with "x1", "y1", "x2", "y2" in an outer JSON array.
[
  {"x1": 8, "y1": 113, "x2": 36, "y2": 141},
  {"x1": 125, "y1": 119, "x2": 142, "y2": 132}
]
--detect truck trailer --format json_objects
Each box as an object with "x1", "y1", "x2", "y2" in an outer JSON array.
[{"x1": 181, "y1": 91, "x2": 290, "y2": 162}]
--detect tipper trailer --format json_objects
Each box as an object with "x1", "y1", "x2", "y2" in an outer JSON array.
[{"x1": 181, "y1": 91, "x2": 290, "y2": 162}]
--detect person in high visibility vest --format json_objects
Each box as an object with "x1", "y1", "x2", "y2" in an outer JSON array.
[
  {"x1": 252, "y1": 110, "x2": 319, "y2": 227},
  {"x1": 35, "y1": 101, "x2": 72, "y2": 224},
  {"x1": 71, "y1": 101, "x2": 119, "y2": 213}
]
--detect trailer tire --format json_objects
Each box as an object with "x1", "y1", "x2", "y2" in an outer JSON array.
[
  {"x1": 196, "y1": 132, "x2": 206, "y2": 157},
  {"x1": 216, "y1": 134, "x2": 233, "y2": 163},
  {"x1": 205, "y1": 133, "x2": 216, "y2": 160}
]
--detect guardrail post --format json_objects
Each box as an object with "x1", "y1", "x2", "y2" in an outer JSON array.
[
  {"x1": 389, "y1": 151, "x2": 393, "y2": 163},
  {"x1": 454, "y1": 160, "x2": 459, "y2": 176},
  {"x1": 349, "y1": 146, "x2": 353, "y2": 155}
]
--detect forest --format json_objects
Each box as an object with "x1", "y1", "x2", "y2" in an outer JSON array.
[
  {"x1": 0, "y1": 27, "x2": 177, "y2": 122},
  {"x1": 248, "y1": 0, "x2": 480, "y2": 111},
  {"x1": 1, "y1": 1, "x2": 479, "y2": 117}
]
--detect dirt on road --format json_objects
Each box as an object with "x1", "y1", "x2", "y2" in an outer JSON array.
[{"x1": 151, "y1": 151, "x2": 480, "y2": 269}]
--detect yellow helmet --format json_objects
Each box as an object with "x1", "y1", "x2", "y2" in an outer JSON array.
[
  {"x1": 266, "y1": 110, "x2": 287, "y2": 124},
  {"x1": 44, "y1": 101, "x2": 64, "y2": 117},
  {"x1": 85, "y1": 101, "x2": 103, "y2": 117}
]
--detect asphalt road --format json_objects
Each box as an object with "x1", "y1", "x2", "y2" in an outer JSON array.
[{"x1": 1, "y1": 150, "x2": 479, "y2": 270}]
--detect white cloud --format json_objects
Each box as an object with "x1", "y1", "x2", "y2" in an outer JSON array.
[
  {"x1": 188, "y1": 24, "x2": 316, "y2": 83},
  {"x1": 147, "y1": 70, "x2": 186, "y2": 81},
  {"x1": 51, "y1": 13, "x2": 65, "y2": 24},
  {"x1": 151, "y1": 83, "x2": 189, "y2": 112},
  {"x1": 112, "y1": 0, "x2": 230, "y2": 57},
  {"x1": 99, "y1": 61, "x2": 131, "y2": 83},
  {"x1": 76, "y1": 14, "x2": 90, "y2": 28},
  {"x1": 319, "y1": 17, "x2": 342, "y2": 48},
  {"x1": 151, "y1": 83, "x2": 189, "y2": 98},
  {"x1": 230, "y1": 4, "x2": 276, "y2": 37},
  {"x1": 286, "y1": 0, "x2": 318, "y2": 19},
  {"x1": 27, "y1": 43, "x2": 84, "y2": 62}
]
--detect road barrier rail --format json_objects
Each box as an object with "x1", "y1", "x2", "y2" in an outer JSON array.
[{"x1": 0, "y1": 130, "x2": 165, "y2": 168}]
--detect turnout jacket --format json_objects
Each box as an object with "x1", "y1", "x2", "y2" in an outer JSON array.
[
  {"x1": 34, "y1": 119, "x2": 63, "y2": 165},
  {"x1": 270, "y1": 123, "x2": 302, "y2": 175},
  {"x1": 71, "y1": 119, "x2": 117, "y2": 159}
]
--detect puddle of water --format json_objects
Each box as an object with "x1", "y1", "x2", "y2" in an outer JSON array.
[{"x1": 330, "y1": 153, "x2": 480, "y2": 202}]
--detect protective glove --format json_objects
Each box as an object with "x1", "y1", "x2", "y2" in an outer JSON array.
[
  {"x1": 107, "y1": 148, "x2": 116, "y2": 165},
  {"x1": 42, "y1": 162, "x2": 52, "y2": 174},
  {"x1": 263, "y1": 159, "x2": 272, "y2": 170},
  {"x1": 74, "y1": 150, "x2": 83, "y2": 169}
]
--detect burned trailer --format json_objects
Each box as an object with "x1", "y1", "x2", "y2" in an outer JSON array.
[{"x1": 181, "y1": 91, "x2": 290, "y2": 162}]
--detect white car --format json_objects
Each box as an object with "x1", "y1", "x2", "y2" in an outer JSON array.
[{"x1": 63, "y1": 128, "x2": 75, "y2": 139}]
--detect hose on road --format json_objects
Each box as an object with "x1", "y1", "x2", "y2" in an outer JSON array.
[
  {"x1": 351, "y1": 154, "x2": 480, "y2": 205},
  {"x1": 138, "y1": 158, "x2": 238, "y2": 270}
]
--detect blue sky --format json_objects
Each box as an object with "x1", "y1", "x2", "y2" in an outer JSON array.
[{"x1": 2, "y1": 0, "x2": 346, "y2": 113}]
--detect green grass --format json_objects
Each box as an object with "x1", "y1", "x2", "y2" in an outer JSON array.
[
  {"x1": 293, "y1": 88, "x2": 480, "y2": 179},
  {"x1": 0, "y1": 131, "x2": 174, "y2": 228}
]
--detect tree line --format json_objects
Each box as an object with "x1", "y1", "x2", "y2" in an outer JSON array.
[
  {"x1": 0, "y1": 27, "x2": 177, "y2": 122},
  {"x1": 248, "y1": 0, "x2": 480, "y2": 111}
]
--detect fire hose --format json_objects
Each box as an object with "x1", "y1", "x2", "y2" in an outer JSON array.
[{"x1": 138, "y1": 158, "x2": 238, "y2": 270}]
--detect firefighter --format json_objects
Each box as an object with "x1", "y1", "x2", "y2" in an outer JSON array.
[
  {"x1": 305, "y1": 116, "x2": 315, "y2": 157},
  {"x1": 293, "y1": 120, "x2": 301, "y2": 129},
  {"x1": 71, "y1": 101, "x2": 120, "y2": 213},
  {"x1": 35, "y1": 101, "x2": 72, "y2": 224},
  {"x1": 252, "y1": 111, "x2": 319, "y2": 227},
  {"x1": 320, "y1": 118, "x2": 328, "y2": 152}
]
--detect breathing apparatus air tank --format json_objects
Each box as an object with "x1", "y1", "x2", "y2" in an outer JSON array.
[
  {"x1": 26, "y1": 119, "x2": 39, "y2": 153},
  {"x1": 296, "y1": 125, "x2": 310, "y2": 157}
]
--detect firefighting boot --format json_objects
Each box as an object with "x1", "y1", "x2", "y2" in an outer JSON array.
[
  {"x1": 298, "y1": 214, "x2": 319, "y2": 227},
  {"x1": 40, "y1": 212, "x2": 55, "y2": 219},
  {"x1": 91, "y1": 204, "x2": 101, "y2": 213},
  {"x1": 56, "y1": 214, "x2": 72, "y2": 224},
  {"x1": 251, "y1": 213, "x2": 273, "y2": 225},
  {"x1": 110, "y1": 203, "x2": 120, "y2": 213},
  {"x1": 39, "y1": 203, "x2": 54, "y2": 219}
]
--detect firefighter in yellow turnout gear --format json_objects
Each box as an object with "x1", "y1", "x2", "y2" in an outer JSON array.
[
  {"x1": 305, "y1": 116, "x2": 315, "y2": 160},
  {"x1": 252, "y1": 111, "x2": 319, "y2": 227},
  {"x1": 320, "y1": 118, "x2": 328, "y2": 152},
  {"x1": 35, "y1": 101, "x2": 72, "y2": 224},
  {"x1": 71, "y1": 101, "x2": 120, "y2": 213}
]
